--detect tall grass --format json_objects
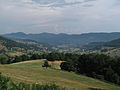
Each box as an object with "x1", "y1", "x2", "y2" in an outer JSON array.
[{"x1": 0, "y1": 73, "x2": 65, "y2": 90}]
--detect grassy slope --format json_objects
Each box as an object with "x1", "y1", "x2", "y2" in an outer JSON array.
[{"x1": 0, "y1": 60, "x2": 120, "y2": 90}]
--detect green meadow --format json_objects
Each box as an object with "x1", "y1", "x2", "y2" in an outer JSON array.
[{"x1": 0, "y1": 60, "x2": 120, "y2": 90}]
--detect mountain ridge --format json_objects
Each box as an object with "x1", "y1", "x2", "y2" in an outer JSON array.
[{"x1": 3, "y1": 32, "x2": 120, "y2": 47}]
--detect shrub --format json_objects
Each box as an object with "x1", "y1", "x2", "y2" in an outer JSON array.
[{"x1": 42, "y1": 60, "x2": 50, "y2": 68}]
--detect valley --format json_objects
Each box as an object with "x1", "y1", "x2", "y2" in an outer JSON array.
[{"x1": 1, "y1": 32, "x2": 120, "y2": 90}]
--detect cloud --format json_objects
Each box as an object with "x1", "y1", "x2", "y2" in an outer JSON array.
[
  {"x1": 0, "y1": 0, "x2": 120, "y2": 34},
  {"x1": 64, "y1": 0, "x2": 84, "y2": 3}
]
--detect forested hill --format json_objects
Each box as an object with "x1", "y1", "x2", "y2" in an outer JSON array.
[
  {"x1": 104, "y1": 38, "x2": 120, "y2": 47},
  {"x1": 0, "y1": 36, "x2": 25, "y2": 48},
  {"x1": 3, "y1": 32, "x2": 120, "y2": 47},
  {"x1": 0, "y1": 36, "x2": 35, "y2": 51},
  {"x1": 0, "y1": 36, "x2": 52, "y2": 54},
  {"x1": 83, "y1": 38, "x2": 120, "y2": 50}
]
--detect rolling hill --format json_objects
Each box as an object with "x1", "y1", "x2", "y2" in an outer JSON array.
[
  {"x1": 0, "y1": 60, "x2": 120, "y2": 90},
  {"x1": 83, "y1": 38, "x2": 120, "y2": 50},
  {"x1": 0, "y1": 36, "x2": 30, "y2": 52},
  {"x1": 104, "y1": 38, "x2": 120, "y2": 48},
  {"x1": 0, "y1": 36, "x2": 53, "y2": 56},
  {"x1": 81, "y1": 38, "x2": 120, "y2": 57},
  {"x1": 3, "y1": 32, "x2": 120, "y2": 47}
]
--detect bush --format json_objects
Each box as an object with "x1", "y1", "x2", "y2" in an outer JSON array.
[
  {"x1": 42, "y1": 60, "x2": 50, "y2": 68},
  {"x1": 96, "y1": 75, "x2": 104, "y2": 81},
  {"x1": 0, "y1": 56, "x2": 8, "y2": 64}
]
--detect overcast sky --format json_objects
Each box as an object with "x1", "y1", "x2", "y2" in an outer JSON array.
[{"x1": 0, "y1": 0, "x2": 120, "y2": 34}]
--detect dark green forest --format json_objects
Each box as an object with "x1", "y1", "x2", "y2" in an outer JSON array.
[{"x1": 60, "y1": 54, "x2": 120, "y2": 85}]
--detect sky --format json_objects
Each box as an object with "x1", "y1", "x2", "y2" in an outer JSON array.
[{"x1": 0, "y1": 0, "x2": 120, "y2": 34}]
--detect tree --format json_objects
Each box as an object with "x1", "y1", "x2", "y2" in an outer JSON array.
[
  {"x1": 31, "y1": 54, "x2": 40, "y2": 60},
  {"x1": 60, "y1": 61, "x2": 75, "y2": 72},
  {"x1": 0, "y1": 56, "x2": 8, "y2": 64},
  {"x1": 42, "y1": 60, "x2": 50, "y2": 68},
  {"x1": 12, "y1": 56, "x2": 22, "y2": 63},
  {"x1": 112, "y1": 73, "x2": 120, "y2": 84},
  {"x1": 21, "y1": 55, "x2": 30, "y2": 61}
]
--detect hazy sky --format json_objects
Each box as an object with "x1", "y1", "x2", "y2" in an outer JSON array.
[{"x1": 0, "y1": 0, "x2": 120, "y2": 34}]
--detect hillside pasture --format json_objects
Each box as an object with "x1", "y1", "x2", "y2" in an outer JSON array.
[{"x1": 0, "y1": 60, "x2": 119, "y2": 90}]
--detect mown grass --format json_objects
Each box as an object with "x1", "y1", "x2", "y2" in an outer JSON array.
[{"x1": 0, "y1": 60, "x2": 120, "y2": 90}]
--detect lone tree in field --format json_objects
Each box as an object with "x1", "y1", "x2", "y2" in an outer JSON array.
[{"x1": 42, "y1": 60, "x2": 50, "y2": 68}]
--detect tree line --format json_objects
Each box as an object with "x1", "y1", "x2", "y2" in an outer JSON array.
[{"x1": 0, "y1": 53, "x2": 79, "y2": 64}]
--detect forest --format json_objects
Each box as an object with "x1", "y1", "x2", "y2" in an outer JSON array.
[{"x1": 60, "y1": 54, "x2": 120, "y2": 85}]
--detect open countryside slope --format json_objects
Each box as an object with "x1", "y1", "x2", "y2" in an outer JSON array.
[{"x1": 0, "y1": 60, "x2": 120, "y2": 90}]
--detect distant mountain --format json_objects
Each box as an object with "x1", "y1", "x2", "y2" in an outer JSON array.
[
  {"x1": 3, "y1": 32, "x2": 120, "y2": 47},
  {"x1": 104, "y1": 38, "x2": 120, "y2": 47},
  {"x1": 83, "y1": 38, "x2": 120, "y2": 50},
  {"x1": 82, "y1": 42, "x2": 105, "y2": 50}
]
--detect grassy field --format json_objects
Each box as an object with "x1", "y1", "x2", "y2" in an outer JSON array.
[{"x1": 0, "y1": 60, "x2": 120, "y2": 90}]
